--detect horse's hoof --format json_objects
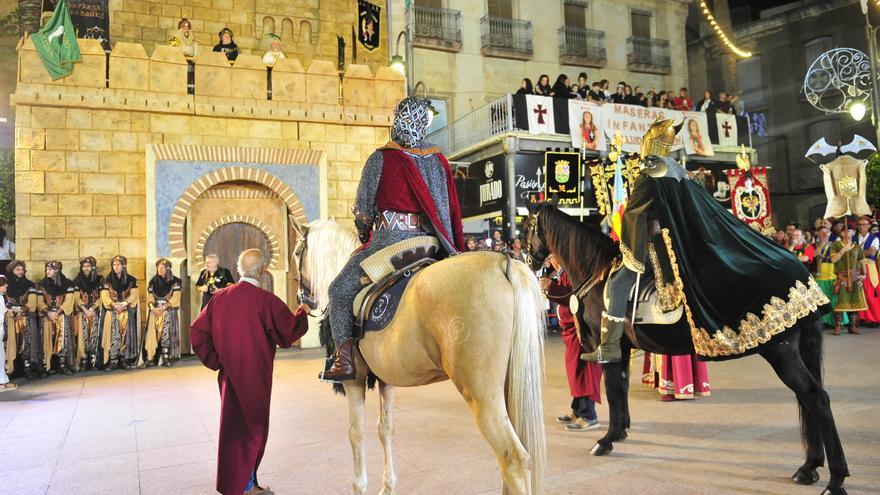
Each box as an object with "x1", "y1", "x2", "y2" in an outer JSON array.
[
  {"x1": 590, "y1": 442, "x2": 613, "y2": 456},
  {"x1": 792, "y1": 468, "x2": 820, "y2": 485},
  {"x1": 618, "y1": 430, "x2": 628, "y2": 441},
  {"x1": 820, "y1": 488, "x2": 847, "y2": 495}
]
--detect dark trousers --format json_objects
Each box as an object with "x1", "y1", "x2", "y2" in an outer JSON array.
[{"x1": 571, "y1": 396, "x2": 597, "y2": 421}]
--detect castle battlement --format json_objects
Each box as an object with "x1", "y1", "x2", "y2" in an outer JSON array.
[{"x1": 14, "y1": 37, "x2": 405, "y2": 126}]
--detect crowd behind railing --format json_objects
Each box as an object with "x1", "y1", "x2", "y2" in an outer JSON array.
[{"x1": 515, "y1": 71, "x2": 742, "y2": 115}]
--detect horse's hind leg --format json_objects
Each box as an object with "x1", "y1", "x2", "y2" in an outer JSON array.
[
  {"x1": 461, "y1": 387, "x2": 531, "y2": 494},
  {"x1": 761, "y1": 339, "x2": 849, "y2": 494},
  {"x1": 377, "y1": 381, "x2": 398, "y2": 495},
  {"x1": 344, "y1": 379, "x2": 369, "y2": 495}
]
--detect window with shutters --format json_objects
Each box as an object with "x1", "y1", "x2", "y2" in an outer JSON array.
[
  {"x1": 488, "y1": 0, "x2": 514, "y2": 18},
  {"x1": 564, "y1": 0, "x2": 587, "y2": 28},
  {"x1": 630, "y1": 10, "x2": 651, "y2": 39},
  {"x1": 804, "y1": 36, "x2": 834, "y2": 67}
]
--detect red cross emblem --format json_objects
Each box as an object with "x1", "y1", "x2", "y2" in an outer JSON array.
[
  {"x1": 533, "y1": 104, "x2": 548, "y2": 125},
  {"x1": 722, "y1": 120, "x2": 733, "y2": 138}
]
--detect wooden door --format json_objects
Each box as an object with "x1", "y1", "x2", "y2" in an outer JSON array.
[{"x1": 203, "y1": 222, "x2": 274, "y2": 292}]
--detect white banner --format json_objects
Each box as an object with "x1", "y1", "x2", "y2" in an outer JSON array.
[
  {"x1": 716, "y1": 113, "x2": 738, "y2": 147},
  {"x1": 525, "y1": 95, "x2": 555, "y2": 135},
  {"x1": 568, "y1": 99, "x2": 606, "y2": 151},
  {"x1": 680, "y1": 111, "x2": 715, "y2": 157},
  {"x1": 599, "y1": 104, "x2": 683, "y2": 153}
]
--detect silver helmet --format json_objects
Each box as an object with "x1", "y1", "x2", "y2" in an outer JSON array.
[{"x1": 391, "y1": 96, "x2": 431, "y2": 148}]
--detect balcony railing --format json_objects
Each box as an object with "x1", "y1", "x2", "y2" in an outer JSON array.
[
  {"x1": 626, "y1": 36, "x2": 671, "y2": 74},
  {"x1": 480, "y1": 16, "x2": 533, "y2": 60},
  {"x1": 558, "y1": 26, "x2": 606, "y2": 67},
  {"x1": 413, "y1": 5, "x2": 462, "y2": 51},
  {"x1": 427, "y1": 95, "x2": 514, "y2": 158}
]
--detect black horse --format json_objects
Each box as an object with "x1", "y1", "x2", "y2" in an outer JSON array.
[{"x1": 525, "y1": 203, "x2": 849, "y2": 495}]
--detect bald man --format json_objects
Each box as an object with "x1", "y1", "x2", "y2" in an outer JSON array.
[{"x1": 191, "y1": 249, "x2": 310, "y2": 495}]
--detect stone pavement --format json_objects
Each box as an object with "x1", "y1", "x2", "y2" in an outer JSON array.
[{"x1": 0, "y1": 328, "x2": 877, "y2": 495}]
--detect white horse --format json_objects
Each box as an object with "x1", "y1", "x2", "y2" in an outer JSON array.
[{"x1": 294, "y1": 219, "x2": 547, "y2": 494}]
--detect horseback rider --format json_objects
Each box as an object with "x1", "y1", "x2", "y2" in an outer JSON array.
[
  {"x1": 320, "y1": 96, "x2": 464, "y2": 382},
  {"x1": 595, "y1": 120, "x2": 683, "y2": 363},
  {"x1": 598, "y1": 118, "x2": 828, "y2": 364}
]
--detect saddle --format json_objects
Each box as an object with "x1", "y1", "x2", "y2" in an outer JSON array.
[
  {"x1": 602, "y1": 261, "x2": 684, "y2": 326},
  {"x1": 352, "y1": 236, "x2": 441, "y2": 336}
]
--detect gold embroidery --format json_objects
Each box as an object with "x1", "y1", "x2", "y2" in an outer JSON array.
[
  {"x1": 619, "y1": 241, "x2": 645, "y2": 274},
  {"x1": 660, "y1": 228, "x2": 830, "y2": 357},
  {"x1": 648, "y1": 242, "x2": 683, "y2": 312}
]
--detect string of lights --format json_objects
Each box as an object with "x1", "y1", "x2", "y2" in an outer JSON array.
[{"x1": 699, "y1": 0, "x2": 752, "y2": 58}]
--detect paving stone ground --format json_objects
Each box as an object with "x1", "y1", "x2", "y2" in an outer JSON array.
[{"x1": 0, "y1": 328, "x2": 877, "y2": 495}]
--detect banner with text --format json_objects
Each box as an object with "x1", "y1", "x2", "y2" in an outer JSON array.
[
  {"x1": 43, "y1": 0, "x2": 110, "y2": 50},
  {"x1": 599, "y1": 104, "x2": 683, "y2": 153}
]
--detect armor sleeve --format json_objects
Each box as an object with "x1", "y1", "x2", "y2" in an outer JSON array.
[
  {"x1": 619, "y1": 174, "x2": 654, "y2": 274},
  {"x1": 352, "y1": 151, "x2": 384, "y2": 232}
]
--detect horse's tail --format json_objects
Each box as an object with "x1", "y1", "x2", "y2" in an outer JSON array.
[
  {"x1": 505, "y1": 259, "x2": 547, "y2": 495},
  {"x1": 798, "y1": 312, "x2": 824, "y2": 448}
]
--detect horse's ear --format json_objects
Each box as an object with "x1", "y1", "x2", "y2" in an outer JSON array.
[{"x1": 548, "y1": 193, "x2": 560, "y2": 207}]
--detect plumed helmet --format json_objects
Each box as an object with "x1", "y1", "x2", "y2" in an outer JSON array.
[
  {"x1": 45, "y1": 260, "x2": 62, "y2": 271},
  {"x1": 640, "y1": 118, "x2": 683, "y2": 159},
  {"x1": 111, "y1": 255, "x2": 128, "y2": 267},
  {"x1": 391, "y1": 96, "x2": 431, "y2": 148},
  {"x1": 79, "y1": 256, "x2": 97, "y2": 267}
]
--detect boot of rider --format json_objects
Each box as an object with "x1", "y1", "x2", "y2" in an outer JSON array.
[
  {"x1": 598, "y1": 313, "x2": 626, "y2": 364},
  {"x1": 320, "y1": 339, "x2": 356, "y2": 382}
]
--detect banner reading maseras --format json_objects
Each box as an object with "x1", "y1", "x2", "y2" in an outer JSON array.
[{"x1": 513, "y1": 94, "x2": 749, "y2": 154}]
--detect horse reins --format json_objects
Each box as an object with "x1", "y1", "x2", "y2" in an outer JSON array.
[{"x1": 293, "y1": 235, "x2": 328, "y2": 318}]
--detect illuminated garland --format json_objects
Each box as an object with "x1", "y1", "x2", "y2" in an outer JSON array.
[{"x1": 699, "y1": 0, "x2": 752, "y2": 58}]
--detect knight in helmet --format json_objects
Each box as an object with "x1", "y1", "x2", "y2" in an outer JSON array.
[
  {"x1": 321, "y1": 96, "x2": 464, "y2": 382},
  {"x1": 596, "y1": 119, "x2": 828, "y2": 364}
]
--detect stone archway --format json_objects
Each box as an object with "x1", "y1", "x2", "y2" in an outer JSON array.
[
  {"x1": 194, "y1": 215, "x2": 282, "y2": 270},
  {"x1": 167, "y1": 165, "x2": 309, "y2": 258}
]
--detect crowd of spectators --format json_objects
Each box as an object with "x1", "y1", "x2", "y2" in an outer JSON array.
[
  {"x1": 515, "y1": 71, "x2": 740, "y2": 114},
  {"x1": 463, "y1": 231, "x2": 527, "y2": 263}
]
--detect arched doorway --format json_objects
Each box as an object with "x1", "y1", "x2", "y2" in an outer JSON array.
[{"x1": 204, "y1": 222, "x2": 274, "y2": 291}]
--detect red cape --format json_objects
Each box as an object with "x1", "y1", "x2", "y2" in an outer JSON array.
[
  {"x1": 369, "y1": 146, "x2": 464, "y2": 252},
  {"x1": 190, "y1": 282, "x2": 309, "y2": 495}
]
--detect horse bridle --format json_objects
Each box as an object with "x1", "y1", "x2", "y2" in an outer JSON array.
[{"x1": 293, "y1": 234, "x2": 327, "y2": 318}]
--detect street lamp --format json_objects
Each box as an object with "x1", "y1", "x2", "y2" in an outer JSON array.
[{"x1": 850, "y1": 99, "x2": 868, "y2": 121}]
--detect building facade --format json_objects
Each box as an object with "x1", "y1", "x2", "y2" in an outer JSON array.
[
  {"x1": 386, "y1": 0, "x2": 691, "y2": 128},
  {"x1": 687, "y1": 0, "x2": 874, "y2": 226}
]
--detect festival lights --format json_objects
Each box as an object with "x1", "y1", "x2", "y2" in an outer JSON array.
[{"x1": 699, "y1": 0, "x2": 752, "y2": 58}]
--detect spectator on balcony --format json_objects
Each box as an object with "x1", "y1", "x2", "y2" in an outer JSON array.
[
  {"x1": 551, "y1": 74, "x2": 574, "y2": 99},
  {"x1": 674, "y1": 88, "x2": 694, "y2": 111},
  {"x1": 610, "y1": 82, "x2": 626, "y2": 104},
  {"x1": 570, "y1": 85, "x2": 584, "y2": 100},
  {"x1": 717, "y1": 91, "x2": 738, "y2": 114},
  {"x1": 577, "y1": 72, "x2": 589, "y2": 98},
  {"x1": 213, "y1": 28, "x2": 239, "y2": 61},
  {"x1": 696, "y1": 90, "x2": 716, "y2": 113},
  {"x1": 600, "y1": 79, "x2": 610, "y2": 100},
  {"x1": 516, "y1": 78, "x2": 533, "y2": 95},
  {"x1": 657, "y1": 90, "x2": 669, "y2": 108},
  {"x1": 535, "y1": 74, "x2": 552, "y2": 96},
  {"x1": 588, "y1": 82, "x2": 604, "y2": 103},
  {"x1": 170, "y1": 18, "x2": 200, "y2": 58},
  {"x1": 645, "y1": 95, "x2": 657, "y2": 108},
  {"x1": 623, "y1": 85, "x2": 639, "y2": 105},
  {"x1": 261, "y1": 33, "x2": 286, "y2": 64}
]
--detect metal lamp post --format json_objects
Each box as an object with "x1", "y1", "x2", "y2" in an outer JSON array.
[{"x1": 863, "y1": 3, "x2": 880, "y2": 144}]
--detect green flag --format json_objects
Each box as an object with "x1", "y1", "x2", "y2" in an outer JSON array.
[{"x1": 30, "y1": 0, "x2": 81, "y2": 80}]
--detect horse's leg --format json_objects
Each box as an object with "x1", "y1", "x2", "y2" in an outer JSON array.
[
  {"x1": 591, "y1": 360, "x2": 625, "y2": 455},
  {"x1": 461, "y1": 388, "x2": 531, "y2": 495},
  {"x1": 344, "y1": 380, "x2": 369, "y2": 495},
  {"x1": 620, "y1": 343, "x2": 633, "y2": 435},
  {"x1": 377, "y1": 381, "x2": 398, "y2": 495},
  {"x1": 761, "y1": 331, "x2": 848, "y2": 495}
]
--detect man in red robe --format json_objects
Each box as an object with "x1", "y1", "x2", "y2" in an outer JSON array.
[
  {"x1": 191, "y1": 249, "x2": 310, "y2": 495},
  {"x1": 541, "y1": 254, "x2": 603, "y2": 431}
]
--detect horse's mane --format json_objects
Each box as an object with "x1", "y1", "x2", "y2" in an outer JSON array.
[
  {"x1": 303, "y1": 219, "x2": 360, "y2": 310},
  {"x1": 540, "y1": 204, "x2": 619, "y2": 284}
]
